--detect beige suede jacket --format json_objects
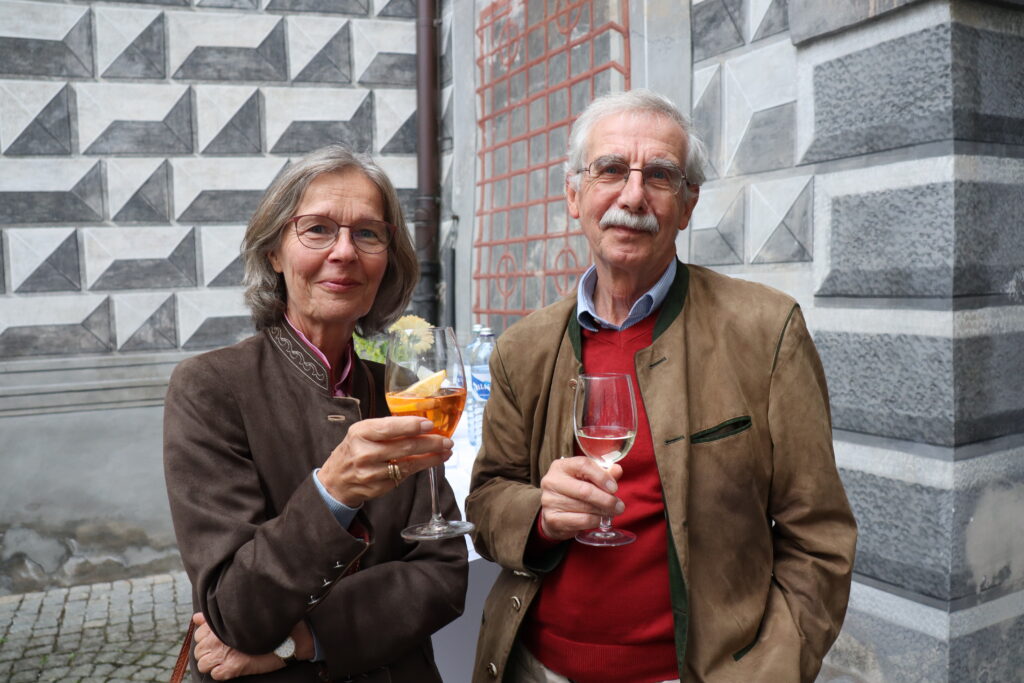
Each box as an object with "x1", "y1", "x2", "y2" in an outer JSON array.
[
  {"x1": 466, "y1": 263, "x2": 857, "y2": 683},
  {"x1": 164, "y1": 324, "x2": 468, "y2": 682}
]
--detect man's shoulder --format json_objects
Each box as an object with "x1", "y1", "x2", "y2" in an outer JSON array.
[
  {"x1": 498, "y1": 296, "x2": 575, "y2": 343},
  {"x1": 686, "y1": 264, "x2": 797, "y2": 314}
]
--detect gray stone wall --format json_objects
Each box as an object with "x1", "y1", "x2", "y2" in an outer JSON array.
[
  {"x1": 690, "y1": 0, "x2": 1024, "y2": 679},
  {"x1": 0, "y1": 0, "x2": 420, "y2": 594}
]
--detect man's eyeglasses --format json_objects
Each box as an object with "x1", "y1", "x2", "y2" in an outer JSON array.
[
  {"x1": 579, "y1": 157, "x2": 688, "y2": 195},
  {"x1": 289, "y1": 215, "x2": 395, "y2": 253}
]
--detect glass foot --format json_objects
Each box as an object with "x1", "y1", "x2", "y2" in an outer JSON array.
[
  {"x1": 401, "y1": 519, "x2": 475, "y2": 541},
  {"x1": 575, "y1": 528, "x2": 636, "y2": 547}
]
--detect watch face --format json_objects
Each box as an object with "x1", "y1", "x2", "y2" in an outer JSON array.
[{"x1": 274, "y1": 637, "x2": 295, "y2": 659}]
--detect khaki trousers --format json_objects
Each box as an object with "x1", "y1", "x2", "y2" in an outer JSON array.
[{"x1": 506, "y1": 642, "x2": 681, "y2": 683}]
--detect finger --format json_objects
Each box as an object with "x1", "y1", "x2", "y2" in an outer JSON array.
[
  {"x1": 542, "y1": 510, "x2": 605, "y2": 538},
  {"x1": 543, "y1": 461, "x2": 621, "y2": 512},
  {"x1": 196, "y1": 653, "x2": 214, "y2": 674},
  {"x1": 375, "y1": 435, "x2": 454, "y2": 462},
  {"x1": 542, "y1": 482, "x2": 623, "y2": 518},
  {"x1": 191, "y1": 612, "x2": 206, "y2": 626},
  {"x1": 394, "y1": 448, "x2": 452, "y2": 476},
  {"x1": 551, "y1": 456, "x2": 620, "y2": 491},
  {"x1": 350, "y1": 416, "x2": 435, "y2": 442}
]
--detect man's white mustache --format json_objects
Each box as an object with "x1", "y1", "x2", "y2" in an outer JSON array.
[{"x1": 599, "y1": 208, "x2": 659, "y2": 233}]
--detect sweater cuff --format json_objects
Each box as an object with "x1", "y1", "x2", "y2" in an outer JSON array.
[{"x1": 524, "y1": 513, "x2": 566, "y2": 574}]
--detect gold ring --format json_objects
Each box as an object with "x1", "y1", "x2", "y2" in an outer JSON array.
[{"x1": 386, "y1": 460, "x2": 402, "y2": 486}]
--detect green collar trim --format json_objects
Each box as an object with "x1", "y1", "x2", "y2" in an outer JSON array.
[
  {"x1": 568, "y1": 261, "x2": 689, "y2": 361},
  {"x1": 569, "y1": 308, "x2": 583, "y2": 361},
  {"x1": 653, "y1": 261, "x2": 689, "y2": 342}
]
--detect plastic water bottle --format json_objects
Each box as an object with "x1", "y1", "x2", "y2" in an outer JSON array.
[
  {"x1": 468, "y1": 327, "x2": 495, "y2": 447},
  {"x1": 462, "y1": 324, "x2": 481, "y2": 396}
]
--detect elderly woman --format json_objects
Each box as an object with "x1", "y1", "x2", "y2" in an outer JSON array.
[{"x1": 163, "y1": 145, "x2": 468, "y2": 683}]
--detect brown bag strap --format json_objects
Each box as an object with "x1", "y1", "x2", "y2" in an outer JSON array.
[{"x1": 169, "y1": 619, "x2": 196, "y2": 683}]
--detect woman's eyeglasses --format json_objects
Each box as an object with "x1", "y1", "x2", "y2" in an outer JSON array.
[{"x1": 289, "y1": 215, "x2": 395, "y2": 253}]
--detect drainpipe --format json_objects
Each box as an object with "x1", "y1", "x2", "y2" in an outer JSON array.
[{"x1": 412, "y1": 0, "x2": 440, "y2": 325}]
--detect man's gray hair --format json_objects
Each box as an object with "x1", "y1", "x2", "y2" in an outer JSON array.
[
  {"x1": 565, "y1": 88, "x2": 708, "y2": 194},
  {"x1": 242, "y1": 145, "x2": 419, "y2": 334}
]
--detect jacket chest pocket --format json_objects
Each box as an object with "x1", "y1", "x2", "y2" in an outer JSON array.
[
  {"x1": 691, "y1": 415, "x2": 752, "y2": 444},
  {"x1": 689, "y1": 415, "x2": 768, "y2": 504}
]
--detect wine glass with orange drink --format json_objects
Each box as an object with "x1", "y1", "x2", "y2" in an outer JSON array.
[{"x1": 384, "y1": 326, "x2": 474, "y2": 540}]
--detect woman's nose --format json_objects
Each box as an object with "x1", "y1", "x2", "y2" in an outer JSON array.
[{"x1": 328, "y1": 228, "x2": 359, "y2": 261}]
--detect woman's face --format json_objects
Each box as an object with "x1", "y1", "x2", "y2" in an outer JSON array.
[{"x1": 268, "y1": 169, "x2": 389, "y2": 346}]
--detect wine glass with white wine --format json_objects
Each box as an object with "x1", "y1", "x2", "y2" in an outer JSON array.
[{"x1": 572, "y1": 373, "x2": 638, "y2": 547}]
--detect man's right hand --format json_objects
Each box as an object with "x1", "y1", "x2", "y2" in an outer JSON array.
[{"x1": 538, "y1": 456, "x2": 624, "y2": 541}]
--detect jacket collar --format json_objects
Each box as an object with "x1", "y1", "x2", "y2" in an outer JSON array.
[
  {"x1": 568, "y1": 260, "x2": 690, "y2": 361},
  {"x1": 266, "y1": 324, "x2": 332, "y2": 392},
  {"x1": 265, "y1": 324, "x2": 379, "y2": 416}
]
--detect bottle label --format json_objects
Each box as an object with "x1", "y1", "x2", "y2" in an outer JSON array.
[{"x1": 472, "y1": 370, "x2": 491, "y2": 400}]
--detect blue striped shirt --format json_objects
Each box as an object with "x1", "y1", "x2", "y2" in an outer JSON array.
[{"x1": 576, "y1": 260, "x2": 677, "y2": 331}]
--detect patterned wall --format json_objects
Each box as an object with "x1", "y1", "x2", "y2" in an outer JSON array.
[
  {"x1": 471, "y1": 0, "x2": 630, "y2": 333},
  {"x1": 687, "y1": 0, "x2": 808, "y2": 266},
  {"x1": 0, "y1": 0, "x2": 419, "y2": 372}
]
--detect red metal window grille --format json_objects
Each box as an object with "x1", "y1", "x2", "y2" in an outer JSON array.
[{"x1": 473, "y1": 0, "x2": 631, "y2": 333}]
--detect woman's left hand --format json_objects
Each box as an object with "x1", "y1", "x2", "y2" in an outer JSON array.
[{"x1": 192, "y1": 612, "x2": 285, "y2": 680}]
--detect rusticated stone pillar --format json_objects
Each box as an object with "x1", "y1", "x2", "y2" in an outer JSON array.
[
  {"x1": 689, "y1": 0, "x2": 1023, "y2": 679},
  {"x1": 792, "y1": 1, "x2": 1024, "y2": 680}
]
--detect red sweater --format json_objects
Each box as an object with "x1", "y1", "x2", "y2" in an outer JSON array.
[{"x1": 522, "y1": 314, "x2": 677, "y2": 683}]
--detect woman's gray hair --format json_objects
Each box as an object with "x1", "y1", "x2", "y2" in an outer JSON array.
[
  {"x1": 242, "y1": 145, "x2": 419, "y2": 334},
  {"x1": 565, "y1": 88, "x2": 708, "y2": 195}
]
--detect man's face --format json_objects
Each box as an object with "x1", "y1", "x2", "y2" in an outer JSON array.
[{"x1": 566, "y1": 111, "x2": 699, "y2": 278}]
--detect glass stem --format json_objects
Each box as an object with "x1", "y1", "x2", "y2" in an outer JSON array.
[
  {"x1": 428, "y1": 465, "x2": 446, "y2": 526},
  {"x1": 597, "y1": 461, "x2": 613, "y2": 531}
]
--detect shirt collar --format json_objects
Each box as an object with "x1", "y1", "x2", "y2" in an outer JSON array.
[
  {"x1": 576, "y1": 259, "x2": 677, "y2": 332},
  {"x1": 283, "y1": 315, "x2": 354, "y2": 396}
]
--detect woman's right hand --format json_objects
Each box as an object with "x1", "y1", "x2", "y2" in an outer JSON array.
[{"x1": 317, "y1": 416, "x2": 453, "y2": 507}]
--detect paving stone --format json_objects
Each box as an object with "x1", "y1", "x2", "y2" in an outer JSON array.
[
  {"x1": 23, "y1": 643, "x2": 55, "y2": 656},
  {"x1": 39, "y1": 666, "x2": 70, "y2": 681}
]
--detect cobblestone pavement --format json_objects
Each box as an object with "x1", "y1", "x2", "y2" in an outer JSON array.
[{"x1": 0, "y1": 571, "x2": 193, "y2": 683}]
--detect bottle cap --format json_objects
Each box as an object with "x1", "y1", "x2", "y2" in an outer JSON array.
[{"x1": 481, "y1": 327, "x2": 493, "y2": 335}]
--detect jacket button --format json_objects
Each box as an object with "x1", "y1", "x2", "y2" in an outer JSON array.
[
  {"x1": 486, "y1": 662, "x2": 498, "y2": 677},
  {"x1": 511, "y1": 596, "x2": 522, "y2": 611}
]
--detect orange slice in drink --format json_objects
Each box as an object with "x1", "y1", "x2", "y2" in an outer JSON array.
[{"x1": 402, "y1": 369, "x2": 447, "y2": 398}]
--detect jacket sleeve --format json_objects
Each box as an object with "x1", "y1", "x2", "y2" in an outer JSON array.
[
  {"x1": 163, "y1": 355, "x2": 467, "y2": 661},
  {"x1": 308, "y1": 471, "x2": 468, "y2": 678},
  {"x1": 466, "y1": 340, "x2": 547, "y2": 572},
  {"x1": 767, "y1": 306, "x2": 858, "y2": 680}
]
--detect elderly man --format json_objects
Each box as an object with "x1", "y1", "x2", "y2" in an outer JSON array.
[{"x1": 466, "y1": 89, "x2": 857, "y2": 683}]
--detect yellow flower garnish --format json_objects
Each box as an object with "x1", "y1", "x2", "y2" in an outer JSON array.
[
  {"x1": 389, "y1": 315, "x2": 434, "y2": 352},
  {"x1": 389, "y1": 314, "x2": 431, "y2": 331}
]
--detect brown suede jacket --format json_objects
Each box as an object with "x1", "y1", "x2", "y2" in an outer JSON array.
[
  {"x1": 467, "y1": 263, "x2": 857, "y2": 682},
  {"x1": 163, "y1": 324, "x2": 468, "y2": 682}
]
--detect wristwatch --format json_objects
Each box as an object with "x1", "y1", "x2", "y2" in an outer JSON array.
[{"x1": 274, "y1": 636, "x2": 297, "y2": 663}]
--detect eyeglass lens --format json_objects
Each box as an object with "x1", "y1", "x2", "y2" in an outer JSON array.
[
  {"x1": 293, "y1": 215, "x2": 391, "y2": 252},
  {"x1": 587, "y1": 159, "x2": 684, "y2": 193}
]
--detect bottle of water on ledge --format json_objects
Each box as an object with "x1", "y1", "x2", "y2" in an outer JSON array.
[{"x1": 468, "y1": 327, "x2": 495, "y2": 448}]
